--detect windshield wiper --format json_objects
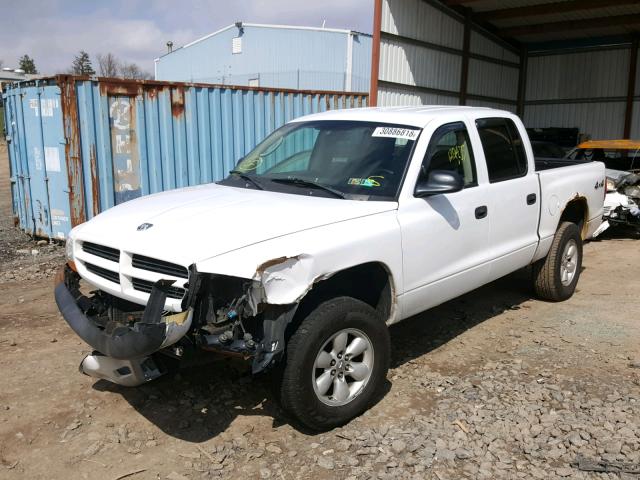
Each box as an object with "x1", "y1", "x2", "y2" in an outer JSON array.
[
  {"x1": 271, "y1": 177, "x2": 346, "y2": 199},
  {"x1": 229, "y1": 170, "x2": 265, "y2": 190}
]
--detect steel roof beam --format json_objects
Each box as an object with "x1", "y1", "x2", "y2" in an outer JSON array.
[
  {"x1": 479, "y1": 0, "x2": 640, "y2": 21},
  {"x1": 500, "y1": 13, "x2": 640, "y2": 37}
]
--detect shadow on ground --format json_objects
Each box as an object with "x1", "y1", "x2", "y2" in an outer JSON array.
[{"x1": 95, "y1": 266, "x2": 542, "y2": 442}]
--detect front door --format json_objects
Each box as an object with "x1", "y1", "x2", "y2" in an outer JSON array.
[{"x1": 398, "y1": 119, "x2": 492, "y2": 319}]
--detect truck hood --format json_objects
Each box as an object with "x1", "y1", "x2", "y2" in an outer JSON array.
[{"x1": 73, "y1": 183, "x2": 397, "y2": 265}]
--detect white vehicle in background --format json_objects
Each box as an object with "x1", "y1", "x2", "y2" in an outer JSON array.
[
  {"x1": 57, "y1": 107, "x2": 605, "y2": 430},
  {"x1": 564, "y1": 140, "x2": 640, "y2": 236}
]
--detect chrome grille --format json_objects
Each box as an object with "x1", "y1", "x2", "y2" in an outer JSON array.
[
  {"x1": 85, "y1": 262, "x2": 120, "y2": 284},
  {"x1": 131, "y1": 278, "x2": 185, "y2": 300},
  {"x1": 132, "y1": 254, "x2": 188, "y2": 279},
  {"x1": 82, "y1": 242, "x2": 120, "y2": 262}
]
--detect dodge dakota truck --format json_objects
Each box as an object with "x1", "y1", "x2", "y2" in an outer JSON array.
[{"x1": 56, "y1": 107, "x2": 605, "y2": 430}]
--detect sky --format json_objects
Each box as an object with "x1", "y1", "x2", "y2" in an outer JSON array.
[{"x1": 1, "y1": 0, "x2": 373, "y2": 76}]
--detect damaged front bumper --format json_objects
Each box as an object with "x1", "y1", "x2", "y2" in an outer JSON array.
[
  {"x1": 54, "y1": 265, "x2": 192, "y2": 361},
  {"x1": 55, "y1": 263, "x2": 299, "y2": 385}
]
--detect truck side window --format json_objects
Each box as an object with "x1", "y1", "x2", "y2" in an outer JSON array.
[
  {"x1": 422, "y1": 122, "x2": 477, "y2": 187},
  {"x1": 476, "y1": 117, "x2": 528, "y2": 182}
]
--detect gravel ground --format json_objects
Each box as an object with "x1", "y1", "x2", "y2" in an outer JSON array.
[{"x1": 1, "y1": 143, "x2": 640, "y2": 480}]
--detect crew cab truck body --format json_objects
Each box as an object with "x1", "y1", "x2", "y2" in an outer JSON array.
[{"x1": 56, "y1": 107, "x2": 605, "y2": 430}]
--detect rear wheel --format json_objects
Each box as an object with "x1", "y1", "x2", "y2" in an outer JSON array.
[
  {"x1": 532, "y1": 221, "x2": 582, "y2": 301},
  {"x1": 279, "y1": 296, "x2": 390, "y2": 431}
]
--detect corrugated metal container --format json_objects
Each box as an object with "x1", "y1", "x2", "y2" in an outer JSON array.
[
  {"x1": 3, "y1": 75, "x2": 368, "y2": 239},
  {"x1": 155, "y1": 24, "x2": 372, "y2": 93}
]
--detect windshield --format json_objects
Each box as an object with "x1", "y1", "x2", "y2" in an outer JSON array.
[{"x1": 218, "y1": 120, "x2": 421, "y2": 200}]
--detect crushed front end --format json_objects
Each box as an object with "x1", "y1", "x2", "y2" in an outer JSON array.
[
  {"x1": 55, "y1": 259, "x2": 298, "y2": 387},
  {"x1": 603, "y1": 172, "x2": 640, "y2": 233}
]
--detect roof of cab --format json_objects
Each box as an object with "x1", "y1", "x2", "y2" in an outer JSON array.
[
  {"x1": 292, "y1": 106, "x2": 514, "y2": 128},
  {"x1": 577, "y1": 140, "x2": 640, "y2": 150}
]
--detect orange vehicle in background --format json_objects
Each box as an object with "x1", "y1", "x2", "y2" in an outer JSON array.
[{"x1": 566, "y1": 140, "x2": 640, "y2": 173}]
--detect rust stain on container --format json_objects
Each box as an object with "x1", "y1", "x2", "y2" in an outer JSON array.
[
  {"x1": 171, "y1": 88, "x2": 185, "y2": 117},
  {"x1": 89, "y1": 145, "x2": 100, "y2": 217},
  {"x1": 99, "y1": 81, "x2": 143, "y2": 97},
  {"x1": 59, "y1": 76, "x2": 87, "y2": 227},
  {"x1": 147, "y1": 87, "x2": 164, "y2": 100}
]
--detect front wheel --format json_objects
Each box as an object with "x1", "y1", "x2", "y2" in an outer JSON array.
[
  {"x1": 532, "y1": 221, "x2": 583, "y2": 301},
  {"x1": 279, "y1": 297, "x2": 390, "y2": 431}
]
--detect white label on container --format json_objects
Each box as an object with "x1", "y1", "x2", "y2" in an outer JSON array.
[
  {"x1": 41, "y1": 99, "x2": 57, "y2": 117},
  {"x1": 29, "y1": 99, "x2": 39, "y2": 116},
  {"x1": 28, "y1": 98, "x2": 57, "y2": 117},
  {"x1": 372, "y1": 126, "x2": 419, "y2": 140},
  {"x1": 34, "y1": 147, "x2": 43, "y2": 170},
  {"x1": 45, "y1": 147, "x2": 61, "y2": 172}
]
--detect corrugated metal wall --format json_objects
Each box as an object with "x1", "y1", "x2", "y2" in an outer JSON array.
[
  {"x1": 523, "y1": 46, "x2": 632, "y2": 139},
  {"x1": 376, "y1": 0, "x2": 520, "y2": 111},
  {"x1": 3, "y1": 76, "x2": 367, "y2": 239},
  {"x1": 156, "y1": 24, "x2": 372, "y2": 93},
  {"x1": 373, "y1": 0, "x2": 638, "y2": 140}
]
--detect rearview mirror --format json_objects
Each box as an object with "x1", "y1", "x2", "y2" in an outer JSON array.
[{"x1": 414, "y1": 170, "x2": 464, "y2": 197}]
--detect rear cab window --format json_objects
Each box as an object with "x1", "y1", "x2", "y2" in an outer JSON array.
[{"x1": 476, "y1": 117, "x2": 528, "y2": 182}]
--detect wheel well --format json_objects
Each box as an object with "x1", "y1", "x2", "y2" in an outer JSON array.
[
  {"x1": 291, "y1": 262, "x2": 393, "y2": 327},
  {"x1": 559, "y1": 198, "x2": 588, "y2": 238}
]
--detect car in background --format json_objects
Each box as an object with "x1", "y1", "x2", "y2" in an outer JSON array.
[{"x1": 566, "y1": 140, "x2": 640, "y2": 235}]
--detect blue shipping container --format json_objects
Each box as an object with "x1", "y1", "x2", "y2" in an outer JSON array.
[{"x1": 2, "y1": 75, "x2": 368, "y2": 239}]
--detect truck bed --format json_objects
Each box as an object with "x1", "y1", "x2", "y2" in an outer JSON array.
[{"x1": 535, "y1": 157, "x2": 588, "y2": 171}]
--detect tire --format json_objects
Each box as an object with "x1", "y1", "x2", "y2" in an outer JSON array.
[
  {"x1": 279, "y1": 296, "x2": 390, "y2": 431},
  {"x1": 532, "y1": 221, "x2": 583, "y2": 302}
]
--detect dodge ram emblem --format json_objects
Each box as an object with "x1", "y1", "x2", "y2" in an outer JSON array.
[{"x1": 137, "y1": 223, "x2": 153, "y2": 231}]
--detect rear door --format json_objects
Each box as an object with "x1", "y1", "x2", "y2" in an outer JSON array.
[{"x1": 474, "y1": 116, "x2": 540, "y2": 280}]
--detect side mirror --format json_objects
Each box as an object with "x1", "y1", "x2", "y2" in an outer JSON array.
[{"x1": 414, "y1": 170, "x2": 464, "y2": 197}]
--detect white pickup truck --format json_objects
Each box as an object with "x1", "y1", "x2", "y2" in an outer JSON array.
[{"x1": 56, "y1": 106, "x2": 605, "y2": 430}]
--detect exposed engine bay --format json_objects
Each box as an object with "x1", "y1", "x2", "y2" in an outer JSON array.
[
  {"x1": 56, "y1": 265, "x2": 298, "y2": 387},
  {"x1": 599, "y1": 172, "x2": 640, "y2": 236}
]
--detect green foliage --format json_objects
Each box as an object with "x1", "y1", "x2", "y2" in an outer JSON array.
[
  {"x1": 18, "y1": 55, "x2": 38, "y2": 74},
  {"x1": 71, "y1": 51, "x2": 95, "y2": 75}
]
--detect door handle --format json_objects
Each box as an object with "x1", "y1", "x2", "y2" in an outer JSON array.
[
  {"x1": 527, "y1": 193, "x2": 537, "y2": 205},
  {"x1": 475, "y1": 205, "x2": 488, "y2": 219}
]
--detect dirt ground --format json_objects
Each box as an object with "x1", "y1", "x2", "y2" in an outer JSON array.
[{"x1": 1, "y1": 142, "x2": 640, "y2": 480}]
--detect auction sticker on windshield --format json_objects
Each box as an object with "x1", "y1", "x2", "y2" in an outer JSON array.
[{"x1": 372, "y1": 126, "x2": 420, "y2": 140}]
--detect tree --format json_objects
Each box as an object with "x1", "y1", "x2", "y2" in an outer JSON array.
[
  {"x1": 96, "y1": 52, "x2": 119, "y2": 77},
  {"x1": 119, "y1": 62, "x2": 151, "y2": 80},
  {"x1": 70, "y1": 51, "x2": 95, "y2": 75},
  {"x1": 18, "y1": 55, "x2": 38, "y2": 74}
]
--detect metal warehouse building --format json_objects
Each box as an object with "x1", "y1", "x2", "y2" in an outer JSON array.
[
  {"x1": 155, "y1": 23, "x2": 372, "y2": 93},
  {"x1": 370, "y1": 0, "x2": 640, "y2": 140}
]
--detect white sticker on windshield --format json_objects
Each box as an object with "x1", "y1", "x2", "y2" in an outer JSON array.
[{"x1": 372, "y1": 126, "x2": 419, "y2": 140}]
